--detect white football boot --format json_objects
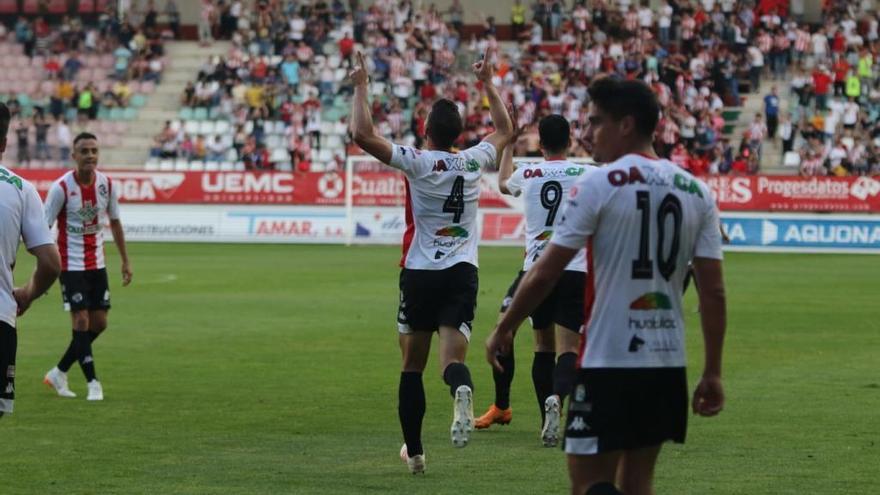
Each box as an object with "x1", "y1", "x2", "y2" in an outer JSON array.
[
  {"x1": 86, "y1": 380, "x2": 103, "y2": 401},
  {"x1": 43, "y1": 367, "x2": 76, "y2": 398},
  {"x1": 450, "y1": 385, "x2": 474, "y2": 448},
  {"x1": 399, "y1": 444, "x2": 426, "y2": 474},
  {"x1": 541, "y1": 395, "x2": 561, "y2": 448}
]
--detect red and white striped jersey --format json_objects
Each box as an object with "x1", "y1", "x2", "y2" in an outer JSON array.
[{"x1": 44, "y1": 170, "x2": 120, "y2": 272}]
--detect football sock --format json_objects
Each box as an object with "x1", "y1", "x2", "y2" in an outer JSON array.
[
  {"x1": 554, "y1": 352, "x2": 578, "y2": 403},
  {"x1": 73, "y1": 331, "x2": 97, "y2": 382},
  {"x1": 0, "y1": 324, "x2": 16, "y2": 408},
  {"x1": 585, "y1": 482, "x2": 623, "y2": 495},
  {"x1": 57, "y1": 330, "x2": 78, "y2": 372},
  {"x1": 442, "y1": 362, "x2": 473, "y2": 397},
  {"x1": 398, "y1": 372, "x2": 426, "y2": 457},
  {"x1": 492, "y1": 347, "x2": 515, "y2": 410},
  {"x1": 532, "y1": 351, "x2": 555, "y2": 422}
]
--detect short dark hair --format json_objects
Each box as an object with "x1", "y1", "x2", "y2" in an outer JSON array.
[
  {"x1": 587, "y1": 77, "x2": 659, "y2": 138},
  {"x1": 0, "y1": 102, "x2": 10, "y2": 138},
  {"x1": 538, "y1": 114, "x2": 571, "y2": 154},
  {"x1": 426, "y1": 98, "x2": 462, "y2": 149},
  {"x1": 73, "y1": 132, "x2": 98, "y2": 146}
]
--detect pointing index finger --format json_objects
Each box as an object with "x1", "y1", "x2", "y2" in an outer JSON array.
[{"x1": 357, "y1": 51, "x2": 366, "y2": 69}]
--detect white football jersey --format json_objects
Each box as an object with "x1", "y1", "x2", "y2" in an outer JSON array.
[
  {"x1": 0, "y1": 166, "x2": 54, "y2": 327},
  {"x1": 505, "y1": 160, "x2": 592, "y2": 272},
  {"x1": 389, "y1": 142, "x2": 497, "y2": 270},
  {"x1": 44, "y1": 171, "x2": 120, "y2": 272},
  {"x1": 552, "y1": 154, "x2": 723, "y2": 369}
]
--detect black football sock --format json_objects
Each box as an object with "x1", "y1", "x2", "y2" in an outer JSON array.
[
  {"x1": 57, "y1": 330, "x2": 78, "y2": 372},
  {"x1": 442, "y1": 362, "x2": 473, "y2": 397},
  {"x1": 73, "y1": 331, "x2": 97, "y2": 382},
  {"x1": 398, "y1": 372, "x2": 426, "y2": 457},
  {"x1": 586, "y1": 482, "x2": 623, "y2": 495},
  {"x1": 554, "y1": 352, "x2": 578, "y2": 405},
  {"x1": 492, "y1": 347, "x2": 515, "y2": 410},
  {"x1": 532, "y1": 351, "x2": 556, "y2": 423},
  {"x1": 0, "y1": 324, "x2": 16, "y2": 412}
]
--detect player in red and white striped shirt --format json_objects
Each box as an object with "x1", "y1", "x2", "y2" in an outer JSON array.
[{"x1": 42, "y1": 133, "x2": 132, "y2": 402}]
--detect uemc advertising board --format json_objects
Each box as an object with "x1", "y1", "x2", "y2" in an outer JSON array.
[
  {"x1": 706, "y1": 175, "x2": 880, "y2": 212},
  {"x1": 14, "y1": 169, "x2": 512, "y2": 208}
]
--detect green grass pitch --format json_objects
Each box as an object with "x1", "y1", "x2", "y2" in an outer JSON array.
[{"x1": 1, "y1": 243, "x2": 878, "y2": 494}]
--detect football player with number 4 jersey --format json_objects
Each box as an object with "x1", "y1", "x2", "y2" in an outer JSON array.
[
  {"x1": 349, "y1": 49, "x2": 513, "y2": 474},
  {"x1": 475, "y1": 115, "x2": 593, "y2": 450},
  {"x1": 486, "y1": 78, "x2": 727, "y2": 495},
  {"x1": 42, "y1": 133, "x2": 133, "y2": 402}
]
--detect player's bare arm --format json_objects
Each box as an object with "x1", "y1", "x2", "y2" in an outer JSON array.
[
  {"x1": 350, "y1": 51, "x2": 393, "y2": 165},
  {"x1": 475, "y1": 47, "x2": 514, "y2": 154},
  {"x1": 691, "y1": 257, "x2": 727, "y2": 417},
  {"x1": 486, "y1": 243, "x2": 578, "y2": 371},
  {"x1": 497, "y1": 112, "x2": 525, "y2": 195},
  {"x1": 14, "y1": 243, "x2": 61, "y2": 317},
  {"x1": 109, "y1": 219, "x2": 132, "y2": 287}
]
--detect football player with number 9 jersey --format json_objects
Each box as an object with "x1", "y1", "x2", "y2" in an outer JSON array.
[
  {"x1": 350, "y1": 48, "x2": 513, "y2": 473},
  {"x1": 475, "y1": 115, "x2": 594, "y2": 450}
]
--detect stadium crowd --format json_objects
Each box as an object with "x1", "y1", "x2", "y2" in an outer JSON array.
[
  {"x1": 152, "y1": 0, "x2": 880, "y2": 176},
  {"x1": 1, "y1": 2, "x2": 169, "y2": 166}
]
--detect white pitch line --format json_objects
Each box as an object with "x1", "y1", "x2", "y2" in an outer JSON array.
[{"x1": 139, "y1": 274, "x2": 178, "y2": 285}]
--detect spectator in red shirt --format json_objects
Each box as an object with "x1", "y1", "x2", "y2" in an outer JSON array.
[
  {"x1": 419, "y1": 81, "x2": 436, "y2": 102},
  {"x1": 338, "y1": 33, "x2": 354, "y2": 67},
  {"x1": 731, "y1": 154, "x2": 749, "y2": 175},
  {"x1": 812, "y1": 67, "x2": 832, "y2": 111},
  {"x1": 832, "y1": 56, "x2": 849, "y2": 96}
]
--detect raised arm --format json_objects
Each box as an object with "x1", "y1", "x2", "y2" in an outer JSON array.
[
  {"x1": 350, "y1": 51, "x2": 393, "y2": 165},
  {"x1": 498, "y1": 139, "x2": 516, "y2": 195},
  {"x1": 498, "y1": 106, "x2": 523, "y2": 195},
  {"x1": 475, "y1": 47, "x2": 514, "y2": 154}
]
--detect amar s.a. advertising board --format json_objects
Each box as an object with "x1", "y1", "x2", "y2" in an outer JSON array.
[{"x1": 119, "y1": 205, "x2": 348, "y2": 243}]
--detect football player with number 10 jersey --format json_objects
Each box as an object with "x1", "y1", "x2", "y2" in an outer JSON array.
[{"x1": 487, "y1": 78, "x2": 727, "y2": 495}]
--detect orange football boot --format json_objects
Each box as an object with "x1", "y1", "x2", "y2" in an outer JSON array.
[{"x1": 474, "y1": 404, "x2": 512, "y2": 429}]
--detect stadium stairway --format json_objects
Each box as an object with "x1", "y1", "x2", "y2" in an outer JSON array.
[
  {"x1": 729, "y1": 77, "x2": 795, "y2": 175},
  {"x1": 102, "y1": 41, "x2": 231, "y2": 168}
]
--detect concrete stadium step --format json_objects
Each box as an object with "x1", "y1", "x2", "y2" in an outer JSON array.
[{"x1": 104, "y1": 41, "x2": 230, "y2": 168}]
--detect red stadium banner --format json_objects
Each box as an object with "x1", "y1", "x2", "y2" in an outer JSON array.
[
  {"x1": 15, "y1": 169, "x2": 514, "y2": 208},
  {"x1": 705, "y1": 176, "x2": 880, "y2": 213},
  {"x1": 15, "y1": 169, "x2": 880, "y2": 212}
]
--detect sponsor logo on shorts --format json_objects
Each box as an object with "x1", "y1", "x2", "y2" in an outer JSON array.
[
  {"x1": 567, "y1": 415, "x2": 589, "y2": 432},
  {"x1": 72, "y1": 293, "x2": 84, "y2": 303},
  {"x1": 4, "y1": 383, "x2": 12, "y2": 394},
  {"x1": 103, "y1": 290, "x2": 110, "y2": 301},
  {"x1": 574, "y1": 385, "x2": 586, "y2": 402},
  {"x1": 6, "y1": 365, "x2": 14, "y2": 378}
]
